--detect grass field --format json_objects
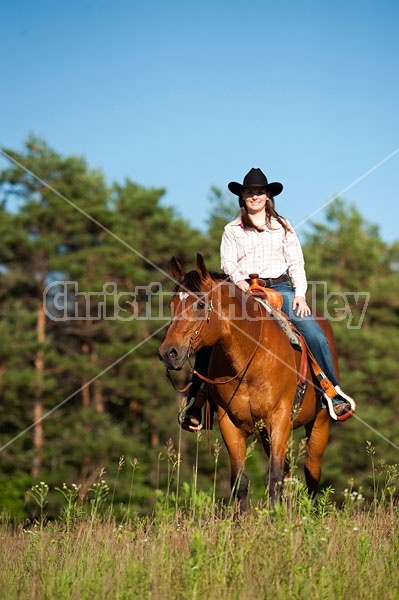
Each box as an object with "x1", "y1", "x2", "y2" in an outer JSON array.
[
  {"x1": 1, "y1": 457, "x2": 399, "y2": 599},
  {"x1": 1, "y1": 488, "x2": 399, "y2": 599}
]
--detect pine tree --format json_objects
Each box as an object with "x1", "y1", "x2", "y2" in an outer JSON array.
[
  {"x1": 0, "y1": 136, "x2": 114, "y2": 487},
  {"x1": 302, "y1": 199, "x2": 399, "y2": 497}
]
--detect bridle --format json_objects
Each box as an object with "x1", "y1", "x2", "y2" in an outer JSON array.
[{"x1": 187, "y1": 297, "x2": 214, "y2": 359}]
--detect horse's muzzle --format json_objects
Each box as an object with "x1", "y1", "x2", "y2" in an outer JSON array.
[{"x1": 158, "y1": 343, "x2": 189, "y2": 370}]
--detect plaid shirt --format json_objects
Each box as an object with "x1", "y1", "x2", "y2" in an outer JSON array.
[{"x1": 220, "y1": 216, "x2": 308, "y2": 298}]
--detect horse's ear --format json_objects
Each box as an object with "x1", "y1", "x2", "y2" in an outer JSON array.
[
  {"x1": 196, "y1": 253, "x2": 209, "y2": 281},
  {"x1": 171, "y1": 256, "x2": 185, "y2": 282}
]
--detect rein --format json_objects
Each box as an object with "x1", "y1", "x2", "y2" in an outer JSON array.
[
  {"x1": 192, "y1": 326, "x2": 262, "y2": 385},
  {"x1": 167, "y1": 287, "x2": 265, "y2": 392}
]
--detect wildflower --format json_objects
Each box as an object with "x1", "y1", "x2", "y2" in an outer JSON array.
[{"x1": 284, "y1": 476, "x2": 300, "y2": 484}]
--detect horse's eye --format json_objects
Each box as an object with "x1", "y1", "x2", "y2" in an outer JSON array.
[{"x1": 196, "y1": 300, "x2": 206, "y2": 310}]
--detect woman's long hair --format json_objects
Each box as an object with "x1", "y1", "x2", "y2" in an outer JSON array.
[{"x1": 239, "y1": 194, "x2": 290, "y2": 233}]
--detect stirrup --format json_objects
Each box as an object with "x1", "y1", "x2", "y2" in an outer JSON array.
[
  {"x1": 178, "y1": 396, "x2": 204, "y2": 432},
  {"x1": 323, "y1": 386, "x2": 356, "y2": 422}
]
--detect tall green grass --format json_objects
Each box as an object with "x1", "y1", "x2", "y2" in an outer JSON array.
[{"x1": 0, "y1": 437, "x2": 398, "y2": 599}]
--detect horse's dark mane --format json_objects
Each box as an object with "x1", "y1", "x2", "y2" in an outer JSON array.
[{"x1": 173, "y1": 270, "x2": 229, "y2": 293}]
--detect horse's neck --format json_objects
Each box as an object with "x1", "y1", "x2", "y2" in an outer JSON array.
[{"x1": 218, "y1": 287, "x2": 263, "y2": 370}]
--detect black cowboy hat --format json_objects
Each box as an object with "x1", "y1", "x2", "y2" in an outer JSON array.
[{"x1": 228, "y1": 168, "x2": 283, "y2": 197}]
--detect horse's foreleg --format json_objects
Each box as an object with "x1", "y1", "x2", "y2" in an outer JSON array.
[
  {"x1": 218, "y1": 410, "x2": 249, "y2": 514},
  {"x1": 268, "y1": 417, "x2": 292, "y2": 506},
  {"x1": 304, "y1": 409, "x2": 330, "y2": 496},
  {"x1": 231, "y1": 459, "x2": 249, "y2": 515}
]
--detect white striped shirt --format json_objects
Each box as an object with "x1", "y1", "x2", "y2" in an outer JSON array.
[{"x1": 220, "y1": 216, "x2": 308, "y2": 297}]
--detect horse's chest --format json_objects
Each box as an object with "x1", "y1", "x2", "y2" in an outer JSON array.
[
  {"x1": 219, "y1": 388, "x2": 262, "y2": 431},
  {"x1": 217, "y1": 382, "x2": 272, "y2": 429}
]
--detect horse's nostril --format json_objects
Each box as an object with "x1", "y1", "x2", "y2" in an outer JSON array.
[{"x1": 158, "y1": 346, "x2": 180, "y2": 364}]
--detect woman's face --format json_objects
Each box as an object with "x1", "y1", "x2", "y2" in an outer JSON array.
[{"x1": 241, "y1": 188, "x2": 268, "y2": 214}]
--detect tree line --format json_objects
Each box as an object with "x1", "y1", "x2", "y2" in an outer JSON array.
[{"x1": 0, "y1": 136, "x2": 398, "y2": 517}]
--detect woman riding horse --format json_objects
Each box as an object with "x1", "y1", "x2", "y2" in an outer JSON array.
[
  {"x1": 181, "y1": 168, "x2": 356, "y2": 431},
  {"x1": 159, "y1": 254, "x2": 339, "y2": 510}
]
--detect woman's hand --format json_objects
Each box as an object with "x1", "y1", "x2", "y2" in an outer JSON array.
[
  {"x1": 236, "y1": 280, "x2": 250, "y2": 292},
  {"x1": 293, "y1": 296, "x2": 311, "y2": 317}
]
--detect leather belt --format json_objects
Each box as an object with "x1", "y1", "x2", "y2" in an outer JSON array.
[{"x1": 245, "y1": 274, "x2": 288, "y2": 287}]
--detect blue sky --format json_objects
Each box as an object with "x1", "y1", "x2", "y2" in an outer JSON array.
[{"x1": 1, "y1": 0, "x2": 398, "y2": 243}]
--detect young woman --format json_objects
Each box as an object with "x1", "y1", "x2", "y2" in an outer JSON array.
[{"x1": 180, "y1": 168, "x2": 356, "y2": 431}]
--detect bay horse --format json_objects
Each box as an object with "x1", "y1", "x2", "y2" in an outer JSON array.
[{"x1": 159, "y1": 254, "x2": 337, "y2": 512}]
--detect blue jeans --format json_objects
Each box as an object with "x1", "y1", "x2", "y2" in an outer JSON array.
[{"x1": 271, "y1": 281, "x2": 339, "y2": 386}]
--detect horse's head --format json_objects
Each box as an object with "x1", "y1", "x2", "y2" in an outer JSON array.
[{"x1": 158, "y1": 254, "x2": 224, "y2": 370}]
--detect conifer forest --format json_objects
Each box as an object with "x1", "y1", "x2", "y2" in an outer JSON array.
[{"x1": 1, "y1": 137, "x2": 398, "y2": 518}]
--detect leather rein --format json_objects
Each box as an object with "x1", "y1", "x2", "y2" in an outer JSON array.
[{"x1": 166, "y1": 286, "x2": 264, "y2": 392}]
